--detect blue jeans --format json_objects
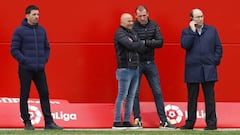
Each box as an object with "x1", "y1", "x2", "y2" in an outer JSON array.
[
  {"x1": 114, "y1": 68, "x2": 139, "y2": 122},
  {"x1": 133, "y1": 61, "x2": 167, "y2": 122}
]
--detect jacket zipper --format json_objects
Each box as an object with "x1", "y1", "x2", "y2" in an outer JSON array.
[{"x1": 33, "y1": 28, "x2": 38, "y2": 71}]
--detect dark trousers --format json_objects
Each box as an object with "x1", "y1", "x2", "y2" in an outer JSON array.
[
  {"x1": 186, "y1": 81, "x2": 217, "y2": 128},
  {"x1": 18, "y1": 66, "x2": 53, "y2": 124},
  {"x1": 133, "y1": 61, "x2": 167, "y2": 122}
]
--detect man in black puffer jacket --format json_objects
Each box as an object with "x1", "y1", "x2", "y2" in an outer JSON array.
[
  {"x1": 132, "y1": 5, "x2": 176, "y2": 129},
  {"x1": 112, "y1": 13, "x2": 145, "y2": 129},
  {"x1": 11, "y1": 5, "x2": 62, "y2": 130}
]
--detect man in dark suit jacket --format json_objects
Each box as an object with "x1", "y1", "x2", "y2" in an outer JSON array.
[{"x1": 180, "y1": 8, "x2": 222, "y2": 130}]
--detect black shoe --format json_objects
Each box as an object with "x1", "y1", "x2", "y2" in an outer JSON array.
[
  {"x1": 122, "y1": 122, "x2": 140, "y2": 129},
  {"x1": 45, "y1": 122, "x2": 63, "y2": 130},
  {"x1": 204, "y1": 126, "x2": 217, "y2": 130},
  {"x1": 24, "y1": 122, "x2": 35, "y2": 130},
  {"x1": 112, "y1": 122, "x2": 126, "y2": 130},
  {"x1": 180, "y1": 125, "x2": 194, "y2": 130}
]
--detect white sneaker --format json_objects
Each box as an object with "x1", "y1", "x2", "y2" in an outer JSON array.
[
  {"x1": 160, "y1": 121, "x2": 177, "y2": 129},
  {"x1": 134, "y1": 118, "x2": 143, "y2": 128}
]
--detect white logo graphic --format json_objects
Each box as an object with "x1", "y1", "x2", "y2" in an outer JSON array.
[
  {"x1": 28, "y1": 105, "x2": 77, "y2": 124},
  {"x1": 29, "y1": 105, "x2": 42, "y2": 125},
  {"x1": 52, "y1": 112, "x2": 77, "y2": 121},
  {"x1": 165, "y1": 104, "x2": 183, "y2": 124}
]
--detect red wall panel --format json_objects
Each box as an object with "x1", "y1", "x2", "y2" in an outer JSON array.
[
  {"x1": 0, "y1": 0, "x2": 239, "y2": 103},
  {"x1": 2, "y1": 43, "x2": 239, "y2": 103},
  {"x1": 0, "y1": 0, "x2": 240, "y2": 43}
]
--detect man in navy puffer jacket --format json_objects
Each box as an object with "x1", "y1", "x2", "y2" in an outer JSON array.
[{"x1": 11, "y1": 5, "x2": 62, "y2": 130}]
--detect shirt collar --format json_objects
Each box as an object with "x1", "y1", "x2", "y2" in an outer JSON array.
[{"x1": 197, "y1": 24, "x2": 204, "y2": 35}]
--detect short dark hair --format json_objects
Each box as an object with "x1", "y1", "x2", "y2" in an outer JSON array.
[
  {"x1": 190, "y1": 9, "x2": 194, "y2": 18},
  {"x1": 25, "y1": 5, "x2": 39, "y2": 14},
  {"x1": 135, "y1": 5, "x2": 148, "y2": 14}
]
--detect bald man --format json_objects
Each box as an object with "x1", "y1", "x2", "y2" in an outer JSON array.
[
  {"x1": 180, "y1": 8, "x2": 222, "y2": 130},
  {"x1": 112, "y1": 13, "x2": 145, "y2": 129},
  {"x1": 120, "y1": 13, "x2": 134, "y2": 29}
]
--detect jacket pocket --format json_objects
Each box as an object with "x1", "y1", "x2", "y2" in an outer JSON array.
[{"x1": 203, "y1": 64, "x2": 218, "y2": 81}]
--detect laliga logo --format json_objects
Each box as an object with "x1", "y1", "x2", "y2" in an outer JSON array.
[
  {"x1": 28, "y1": 105, "x2": 77, "y2": 124},
  {"x1": 29, "y1": 105, "x2": 42, "y2": 125},
  {"x1": 165, "y1": 104, "x2": 183, "y2": 124}
]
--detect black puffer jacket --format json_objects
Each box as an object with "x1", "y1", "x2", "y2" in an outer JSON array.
[
  {"x1": 133, "y1": 19, "x2": 163, "y2": 62},
  {"x1": 114, "y1": 26, "x2": 145, "y2": 69}
]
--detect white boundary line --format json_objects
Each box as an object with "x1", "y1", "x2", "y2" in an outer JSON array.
[{"x1": 1, "y1": 128, "x2": 240, "y2": 131}]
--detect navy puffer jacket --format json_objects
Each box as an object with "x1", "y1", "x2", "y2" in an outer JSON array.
[{"x1": 11, "y1": 19, "x2": 50, "y2": 71}]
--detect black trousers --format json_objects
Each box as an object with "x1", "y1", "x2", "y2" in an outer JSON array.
[
  {"x1": 18, "y1": 66, "x2": 53, "y2": 124},
  {"x1": 185, "y1": 81, "x2": 217, "y2": 128}
]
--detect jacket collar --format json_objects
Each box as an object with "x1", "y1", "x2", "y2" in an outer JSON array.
[
  {"x1": 201, "y1": 24, "x2": 208, "y2": 35},
  {"x1": 120, "y1": 25, "x2": 132, "y2": 32},
  {"x1": 22, "y1": 18, "x2": 38, "y2": 28},
  {"x1": 135, "y1": 19, "x2": 151, "y2": 27}
]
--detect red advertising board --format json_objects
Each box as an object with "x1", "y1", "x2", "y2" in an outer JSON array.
[{"x1": 0, "y1": 97, "x2": 239, "y2": 128}]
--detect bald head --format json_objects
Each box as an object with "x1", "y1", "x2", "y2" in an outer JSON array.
[
  {"x1": 190, "y1": 8, "x2": 204, "y2": 27},
  {"x1": 120, "y1": 13, "x2": 134, "y2": 30},
  {"x1": 190, "y1": 9, "x2": 203, "y2": 18}
]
